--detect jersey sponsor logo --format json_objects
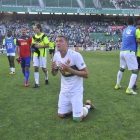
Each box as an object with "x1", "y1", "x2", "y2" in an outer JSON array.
[{"x1": 21, "y1": 42, "x2": 27, "y2": 45}]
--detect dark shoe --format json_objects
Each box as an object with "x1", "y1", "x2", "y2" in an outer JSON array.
[
  {"x1": 33, "y1": 84, "x2": 39, "y2": 88},
  {"x1": 45, "y1": 80, "x2": 49, "y2": 85},
  {"x1": 132, "y1": 85, "x2": 137, "y2": 91}
]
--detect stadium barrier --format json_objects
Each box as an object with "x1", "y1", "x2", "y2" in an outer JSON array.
[
  {"x1": 0, "y1": 47, "x2": 106, "y2": 54},
  {"x1": 0, "y1": 48, "x2": 6, "y2": 53},
  {"x1": 68, "y1": 47, "x2": 105, "y2": 51}
]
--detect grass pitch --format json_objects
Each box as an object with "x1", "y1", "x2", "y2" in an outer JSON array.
[{"x1": 0, "y1": 50, "x2": 140, "y2": 140}]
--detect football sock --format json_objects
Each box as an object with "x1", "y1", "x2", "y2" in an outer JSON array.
[
  {"x1": 13, "y1": 67, "x2": 15, "y2": 73},
  {"x1": 85, "y1": 105, "x2": 91, "y2": 109},
  {"x1": 34, "y1": 71, "x2": 39, "y2": 84},
  {"x1": 10, "y1": 67, "x2": 12, "y2": 72},
  {"x1": 25, "y1": 70, "x2": 30, "y2": 83},
  {"x1": 44, "y1": 70, "x2": 48, "y2": 80},
  {"x1": 22, "y1": 69, "x2": 25, "y2": 76},
  {"x1": 117, "y1": 69, "x2": 124, "y2": 85},
  {"x1": 128, "y1": 72, "x2": 138, "y2": 88},
  {"x1": 83, "y1": 106, "x2": 89, "y2": 117}
]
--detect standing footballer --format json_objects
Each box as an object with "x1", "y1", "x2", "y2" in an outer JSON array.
[
  {"x1": 115, "y1": 17, "x2": 140, "y2": 94},
  {"x1": 3, "y1": 30, "x2": 16, "y2": 74},
  {"x1": 51, "y1": 35, "x2": 94, "y2": 122},
  {"x1": 16, "y1": 26, "x2": 32, "y2": 87},
  {"x1": 32, "y1": 24, "x2": 49, "y2": 88},
  {"x1": 49, "y1": 38, "x2": 55, "y2": 61},
  {"x1": 132, "y1": 20, "x2": 140, "y2": 91}
]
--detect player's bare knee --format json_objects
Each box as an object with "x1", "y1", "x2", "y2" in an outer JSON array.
[
  {"x1": 34, "y1": 67, "x2": 39, "y2": 71},
  {"x1": 25, "y1": 67, "x2": 29, "y2": 71},
  {"x1": 42, "y1": 68, "x2": 46, "y2": 72},
  {"x1": 58, "y1": 114, "x2": 66, "y2": 118},
  {"x1": 120, "y1": 67, "x2": 125, "y2": 71}
]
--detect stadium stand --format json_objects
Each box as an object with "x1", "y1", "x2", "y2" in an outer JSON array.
[
  {"x1": 2, "y1": 0, "x2": 40, "y2": 6},
  {"x1": 117, "y1": 0, "x2": 140, "y2": 9},
  {"x1": 2, "y1": 0, "x2": 16, "y2": 5},
  {"x1": 43, "y1": 0, "x2": 58, "y2": 7},
  {"x1": 81, "y1": 0, "x2": 95, "y2": 8},
  {"x1": 43, "y1": 0, "x2": 80, "y2": 8},
  {"x1": 100, "y1": 0, "x2": 115, "y2": 8},
  {"x1": 59, "y1": 0, "x2": 71, "y2": 7}
]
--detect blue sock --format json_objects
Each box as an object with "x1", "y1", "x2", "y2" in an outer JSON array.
[
  {"x1": 25, "y1": 70, "x2": 30, "y2": 83},
  {"x1": 22, "y1": 69, "x2": 25, "y2": 77}
]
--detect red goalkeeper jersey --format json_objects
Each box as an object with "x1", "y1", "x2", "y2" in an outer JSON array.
[{"x1": 16, "y1": 35, "x2": 32, "y2": 58}]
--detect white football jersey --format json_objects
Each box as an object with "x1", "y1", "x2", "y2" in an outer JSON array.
[{"x1": 53, "y1": 49, "x2": 86, "y2": 92}]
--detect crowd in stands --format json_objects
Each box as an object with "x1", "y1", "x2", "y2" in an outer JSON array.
[
  {"x1": 0, "y1": 19, "x2": 123, "y2": 49},
  {"x1": 115, "y1": 0, "x2": 140, "y2": 9}
]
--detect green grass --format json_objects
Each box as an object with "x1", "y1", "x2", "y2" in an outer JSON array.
[{"x1": 0, "y1": 50, "x2": 140, "y2": 140}]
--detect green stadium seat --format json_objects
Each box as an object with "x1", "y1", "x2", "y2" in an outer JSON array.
[
  {"x1": 2, "y1": 0, "x2": 16, "y2": 5},
  {"x1": 81, "y1": 0, "x2": 95, "y2": 8},
  {"x1": 43, "y1": 0, "x2": 58, "y2": 7},
  {"x1": 100, "y1": 0, "x2": 115, "y2": 9},
  {"x1": 91, "y1": 33, "x2": 121, "y2": 44},
  {"x1": 17, "y1": 0, "x2": 39, "y2": 6},
  {"x1": 43, "y1": 0, "x2": 80, "y2": 7}
]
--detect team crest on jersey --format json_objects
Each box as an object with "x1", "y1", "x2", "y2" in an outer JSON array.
[
  {"x1": 126, "y1": 29, "x2": 132, "y2": 35},
  {"x1": 67, "y1": 59, "x2": 70, "y2": 64}
]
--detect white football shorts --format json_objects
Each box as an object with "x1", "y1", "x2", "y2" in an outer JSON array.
[
  {"x1": 33, "y1": 56, "x2": 47, "y2": 68},
  {"x1": 7, "y1": 53, "x2": 15, "y2": 56},
  {"x1": 120, "y1": 52, "x2": 138, "y2": 70},
  {"x1": 58, "y1": 91, "x2": 83, "y2": 117}
]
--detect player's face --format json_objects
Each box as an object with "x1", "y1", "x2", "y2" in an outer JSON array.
[
  {"x1": 137, "y1": 25, "x2": 140, "y2": 30},
  {"x1": 34, "y1": 26, "x2": 40, "y2": 34},
  {"x1": 56, "y1": 37, "x2": 68, "y2": 51},
  {"x1": 21, "y1": 28, "x2": 26, "y2": 36},
  {"x1": 7, "y1": 31, "x2": 11, "y2": 37}
]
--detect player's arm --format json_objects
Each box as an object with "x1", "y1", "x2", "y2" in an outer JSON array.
[
  {"x1": 135, "y1": 29, "x2": 140, "y2": 43},
  {"x1": 51, "y1": 61, "x2": 58, "y2": 76},
  {"x1": 136, "y1": 38, "x2": 140, "y2": 43},
  {"x1": 16, "y1": 46, "x2": 20, "y2": 58},
  {"x1": 16, "y1": 39, "x2": 20, "y2": 58},
  {"x1": 34, "y1": 43, "x2": 49, "y2": 48},
  {"x1": 31, "y1": 38, "x2": 35, "y2": 61},
  {"x1": 2, "y1": 38, "x2": 5, "y2": 48}
]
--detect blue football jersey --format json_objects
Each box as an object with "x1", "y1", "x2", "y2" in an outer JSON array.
[
  {"x1": 5, "y1": 37, "x2": 15, "y2": 53},
  {"x1": 121, "y1": 26, "x2": 137, "y2": 53}
]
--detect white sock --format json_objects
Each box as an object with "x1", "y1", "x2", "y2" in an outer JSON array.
[
  {"x1": 44, "y1": 71, "x2": 48, "y2": 80},
  {"x1": 34, "y1": 72, "x2": 39, "y2": 84},
  {"x1": 83, "y1": 106, "x2": 89, "y2": 117},
  {"x1": 10, "y1": 67, "x2": 12, "y2": 72},
  {"x1": 85, "y1": 105, "x2": 91, "y2": 109},
  {"x1": 117, "y1": 70, "x2": 124, "y2": 85},
  {"x1": 13, "y1": 68, "x2": 15, "y2": 72},
  {"x1": 128, "y1": 74, "x2": 138, "y2": 88}
]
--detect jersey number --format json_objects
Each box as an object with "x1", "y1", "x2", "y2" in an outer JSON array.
[{"x1": 7, "y1": 43, "x2": 12, "y2": 49}]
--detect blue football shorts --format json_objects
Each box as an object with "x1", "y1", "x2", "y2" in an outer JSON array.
[{"x1": 20, "y1": 56, "x2": 31, "y2": 68}]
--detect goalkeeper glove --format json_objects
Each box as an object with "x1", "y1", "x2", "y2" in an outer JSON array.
[{"x1": 16, "y1": 58, "x2": 22, "y2": 64}]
